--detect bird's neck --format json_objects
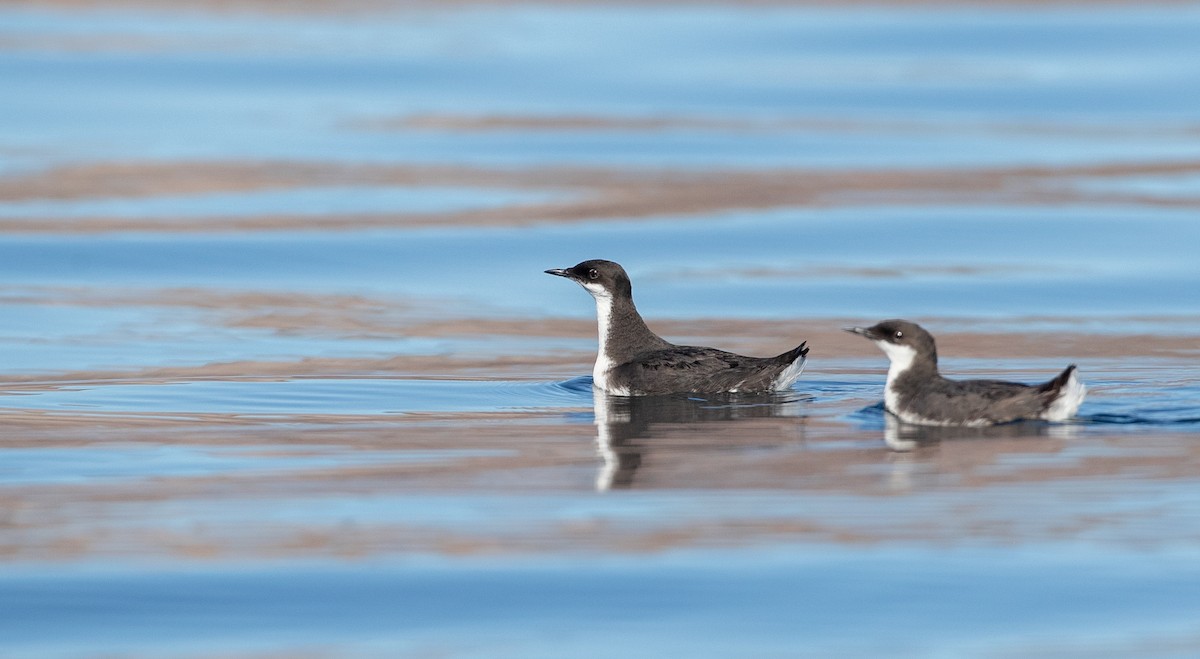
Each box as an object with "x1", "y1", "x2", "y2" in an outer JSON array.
[
  {"x1": 594, "y1": 292, "x2": 670, "y2": 364},
  {"x1": 882, "y1": 343, "x2": 938, "y2": 391}
]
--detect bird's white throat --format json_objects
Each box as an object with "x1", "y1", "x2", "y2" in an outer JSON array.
[
  {"x1": 876, "y1": 340, "x2": 918, "y2": 380},
  {"x1": 583, "y1": 282, "x2": 619, "y2": 392},
  {"x1": 875, "y1": 340, "x2": 918, "y2": 415}
]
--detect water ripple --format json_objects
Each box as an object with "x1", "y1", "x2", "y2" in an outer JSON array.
[{"x1": 0, "y1": 377, "x2": 598, "y2": 416}]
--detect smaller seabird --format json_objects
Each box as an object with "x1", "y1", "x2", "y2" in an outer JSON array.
[
  {"x1": 546, "y1": 259, "x2": 809, "y2": 395},
  {"x1": 846, "y1": 319, "x2": 1086, "y2": 426}
]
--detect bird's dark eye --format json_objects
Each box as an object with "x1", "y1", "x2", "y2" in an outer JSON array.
[
  {"x1": 894, "y1": 330, "x2": 904, "y2": 339},
  {"x1": 587, "y1": 269, "x2": 599, "y2": 280}
]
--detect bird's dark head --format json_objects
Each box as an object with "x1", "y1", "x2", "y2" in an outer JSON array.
[
  {"x1": 544, "y1": 259, "x2": 633, "y2": 299},
  {"x1": 844, "y1": 319, "x2": 938, "y2": 368}
]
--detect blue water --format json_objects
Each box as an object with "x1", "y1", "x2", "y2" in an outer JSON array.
[
  {"x1": 0, "y1": 206, "x2": 1197, "y2": 320},
  {"x1": 0, "y1": 185, "x2": 567, "y2": 219},
  {"x1": 4, "y1": 546, "x2": 1200, "y2": 658},
  {"x1": 2, "y1": 2, "x2": 1200, "y2": 657},
  {"x1": 2, "y1": 5, "x2": 1200, "y2": 168},
  {"x1": 0, "y1": 444, "x2": 514, "y2": 485},
  {"x1": 5, "y1": 370, "x2": 1197, "y2": 429},
  {"x1": 0, "y1": 377, "x2": 594, "y2": 415}
]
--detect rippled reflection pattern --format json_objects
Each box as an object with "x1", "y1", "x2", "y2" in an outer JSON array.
[{"x1": 2, "y1": 0, "x2": 1200, "y2": 656}]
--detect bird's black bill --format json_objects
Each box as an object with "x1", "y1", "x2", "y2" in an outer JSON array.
[
  {"x1": 844, "y1": 326, "x2": 876, "y2": 339},
  {"x1": 544, "y1": 268, "x2": 572, "y2": 278}
]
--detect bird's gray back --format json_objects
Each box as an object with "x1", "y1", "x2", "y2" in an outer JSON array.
[
  {"x1": 899, "y1": 376, "x2": 1050, "y2": 425},
  {"x1": 612, "y1": 345, "x2": 791, "y2": 394}
]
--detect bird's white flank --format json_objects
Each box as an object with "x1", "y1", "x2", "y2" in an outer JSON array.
[
  {"x1": 771, "y1": 351, "x2": 808, "y2": 391},
  {"x1": 1042, "y1": 369, "x2": 1086, "y2": 421}
]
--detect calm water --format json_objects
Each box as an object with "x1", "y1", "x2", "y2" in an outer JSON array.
[{"x1": 2, "y1": 1, "x2": 1200, "y2": 657}]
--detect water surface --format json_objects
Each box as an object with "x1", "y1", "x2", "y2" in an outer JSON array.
[{"x1": 2, "y1": 1, "x2": 1199, "y2": 656}]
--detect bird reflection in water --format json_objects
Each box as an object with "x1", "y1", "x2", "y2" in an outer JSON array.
[
  {"x1": 882, "y1": 414, "x2": 1081, "y2": 452},
  {"x1": 591, "y1": 389, "x2": 807, "y2": 490},
  {"x1": 879, "y1": 414, "x2": 1081, "y2": 492}
]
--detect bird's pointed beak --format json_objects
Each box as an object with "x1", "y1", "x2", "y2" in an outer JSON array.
[
  {"x1": 544, "y1": 268, "x2": 572, "y2": 278},
  {"x1": 844, "y1": 326, "x2": 874, "y2": 339}
]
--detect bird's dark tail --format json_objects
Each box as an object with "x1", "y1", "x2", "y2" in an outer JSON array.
[
  {"x1": 775, "y1": 341, "x2": 809, "y2": 364},
  {"x1": 768, "y1": 341, "x2": 809, "y2": 390},
  {"x1": 1038, "y1": 364, "x2": 1086, "y2": 421},
  {"x1": 1039, "y1": 364, "x2": 1077, "y2": 394}
]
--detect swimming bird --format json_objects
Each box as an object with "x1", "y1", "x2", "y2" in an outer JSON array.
[
  {"x1": 846, "y1": 319, "x2": 1086, "y2": 426},
  {"x1": 545, "y1": 259, "x2": 809, "y2": 395}
]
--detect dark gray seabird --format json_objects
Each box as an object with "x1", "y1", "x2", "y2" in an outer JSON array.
[
  {"x1": 847, "y1": 319, "x2": 1086, "y2": 426},
  {"x1": 546, "y1": 259, "x2": 809, "y2": 395}
]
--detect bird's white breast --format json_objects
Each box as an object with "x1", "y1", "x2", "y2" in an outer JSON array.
[
  {"x1": 875, "y1": 341, "x2": 956, "y2": 425},
  {"x1": 586, "y1": 285, "x2": 627, "y2": 395},
  {"x1": 877, "y1": 341, "x2": 916, "y2": 414}
]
